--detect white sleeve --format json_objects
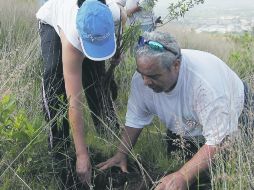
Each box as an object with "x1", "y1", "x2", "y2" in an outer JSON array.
[
  {"x1": 125, "y1": 74, "x2": 153, "y2": 128},
  {"x1": 57, "y1": 4, "x2": 83, "y2": 53}
]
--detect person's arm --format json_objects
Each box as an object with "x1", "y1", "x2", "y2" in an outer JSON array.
[
  {"x1": 60, "y1": 30, "x2": 91, "y2": 185},
  {"x1": 117, "y1": 4, "x2": 127, "y2": 26},
  {"x1": 116, "y1": 126, "x2": 143, "y2": 155},
  {"x1": 178, "y1": 144, "x2": 217, "y2": 184},
  {"x1": 97, "y1": 126, "x2": 143, "y2": 172},
  {"x1": 97, "y1": 72, "x2": 150, "y2": 171},
  {"x1": 155, "y1": 144, "x2": 217, "y2": 190},
  {"x1": 126, "y1": 2, "x2": 141, "y2": 17}
]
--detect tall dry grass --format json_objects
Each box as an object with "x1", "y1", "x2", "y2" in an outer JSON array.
[
  {"x1": 0, "y1": 0, "x2": 42, "y2": 115},
  {"x1": 0, "y1": 0, "x2": 254, "y2": 189}
]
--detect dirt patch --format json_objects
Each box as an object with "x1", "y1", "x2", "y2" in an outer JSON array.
[
  {"x1": 54, "y1": 148, "x2": 210, "y2": 190},
  {"x1": 90, "y1": 151, "x2": 160, "y2": 190}
]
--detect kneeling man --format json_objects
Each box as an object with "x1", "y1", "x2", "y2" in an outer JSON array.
[{"x1": 98, "y1": 31, "x2": 247, "y2": 190}]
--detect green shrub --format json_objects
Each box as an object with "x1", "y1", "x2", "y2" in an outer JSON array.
[
  {"x1": 228, "y1": 33, "x2": 254, "y2": 78},
  {"x1": 0, "y1": 95, "x2": 51, "y2": 190}
]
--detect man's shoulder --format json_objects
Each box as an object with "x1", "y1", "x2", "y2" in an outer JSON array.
[
  {"x1": 131, "y1": 72, "x2": 144, "y2": 87},
  {"x1": 182, "y1": 49, "x2": 215, "y2": 57}
]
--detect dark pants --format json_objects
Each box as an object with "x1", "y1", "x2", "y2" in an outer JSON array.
[
  {"x1": 239, "y1": 81, "x2": 254, "y2": 130},
  {"x1": 39, "y1": 22, "x2": 118, "y2": 188}
]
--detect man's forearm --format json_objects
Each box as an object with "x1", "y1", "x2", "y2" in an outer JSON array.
[
  {"x1": 69, "y1": 104, "x2": 88, "y2": 156},
  {"x1": 178, "y1": 144, "x2": 217, "y2": 184},
  {"x1": 116, "y1": 126, "x2": 143, "y2": 155},
  {"x1": 127, "y1": 6, "x2": 141, "y2": 17},
  {"x1": 61, "y1": 30, "x2": 87, "y2": 157},
  {"x1": 65, "y1": 79, "x2": 87, "y2": 157}
]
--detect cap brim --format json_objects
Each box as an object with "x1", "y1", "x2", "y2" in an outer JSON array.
[{"x1": 81, "y1": 34, "x2": 116, "y2": 61}]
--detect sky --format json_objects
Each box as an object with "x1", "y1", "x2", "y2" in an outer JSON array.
[{"x1": 153, "y1": 0, "x2": 254, "y2": 18}]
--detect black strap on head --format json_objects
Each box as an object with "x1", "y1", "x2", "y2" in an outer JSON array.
[
  {"x1": 77, "y1": 0, "x2": 106, "y2": 8},
  {"x1": 115, "y1": 8, "x2": 122, "y2": 57}
]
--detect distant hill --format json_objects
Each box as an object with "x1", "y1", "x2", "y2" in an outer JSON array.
[{"x1": 154, "y1": 0, "x2": 254, "y2": 33}]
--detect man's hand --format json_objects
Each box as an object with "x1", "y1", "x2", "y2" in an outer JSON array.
[
  {"x1": 76, "y1": 154, "x2": 92, "y2": 187},
  {"x1": 96, "y1": 152, "x2": 128, "y2": 172},
  {"x1": 155, "y1": 171, "x2": 187, "y2": 190}
]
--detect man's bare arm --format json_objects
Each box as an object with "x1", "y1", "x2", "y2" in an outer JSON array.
[
  {"x1": 97, "y1": 126, "x2": 143, "y2": 171},
  {"x1": 60, "y1": 29, "x2": 87, "y2": 157},
  {"x1": 178, "y1": 144, "x2": 217, "y2": 184},
  {"x1": 60, "y1": 30, "x2": 91, "y2": 185}
]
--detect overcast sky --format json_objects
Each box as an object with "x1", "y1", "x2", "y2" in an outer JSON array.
[{"x1": 154, "y1": 0, "x2": 254, "y2": 17}]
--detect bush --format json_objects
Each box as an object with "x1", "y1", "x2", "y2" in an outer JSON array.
[{"x1": 0, "y1": 95, "x2": 51, "y2": 190}]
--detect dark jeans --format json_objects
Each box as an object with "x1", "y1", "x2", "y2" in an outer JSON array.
[
  {"x1": 39, "y1": 22, "x2": 119, "y2": 189},
  {"x1": 239, "y1": 81, "x2": 254, "y2": 130}
]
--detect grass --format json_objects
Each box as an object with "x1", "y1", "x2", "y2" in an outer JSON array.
[{"x1": 0, "y1": 0, "x2": 254, "y2": 189}]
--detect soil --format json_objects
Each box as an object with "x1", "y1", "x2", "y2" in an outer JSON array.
[
  {"x1": 90, "y1": 150, "x2": 159, "y2": 190},
  {"x1": 89, "y1": 150, "x2": 211, "y2": 190},
  {"x1": 59, "y1": 148, "x2": 211, "y2": 190}
]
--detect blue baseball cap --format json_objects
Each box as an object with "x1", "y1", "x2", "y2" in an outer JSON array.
[{"x1": 76, "y1": 0, "x2": 116, "y2": 61}]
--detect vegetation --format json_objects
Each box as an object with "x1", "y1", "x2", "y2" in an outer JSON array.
[{"x1": 0, "y1": 0, "x2": 254, "y2": 189}]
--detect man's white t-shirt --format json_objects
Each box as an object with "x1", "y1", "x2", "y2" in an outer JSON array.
[
  {"x1": 126, "y1": 49, "x2": 244, "y2": 145},
  {"x1": 36, "y1": 0, "x2": 120, "y2": 53}
]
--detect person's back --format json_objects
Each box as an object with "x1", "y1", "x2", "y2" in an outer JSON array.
[
  {"x1": 182, "y1": 49, "x2": 243, "y2": 104},
  {"x1": 37, "y1": 0, "x2": 121, "y2": 54},
  {"x1": 36, "y1": 0, "x2": 122, "y2": 188},
  {"x1": 179, "y1": 49, "x2": 243, "y2": 144},
  {"x1": 38, "y1": 1, "x2": 76, "y2": 28}
]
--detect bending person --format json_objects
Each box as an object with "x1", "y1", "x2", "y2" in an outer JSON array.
[
  {"x1": 36, "y1": 0, "x2": 125, "y2": 188},
  {"x1": 97, "y1": 31, "x2": 251, "y2": 190}
]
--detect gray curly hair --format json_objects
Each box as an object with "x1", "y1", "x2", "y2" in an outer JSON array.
[{"x1": 135, "y1": 31, "x2": 182, "y2": 69}]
